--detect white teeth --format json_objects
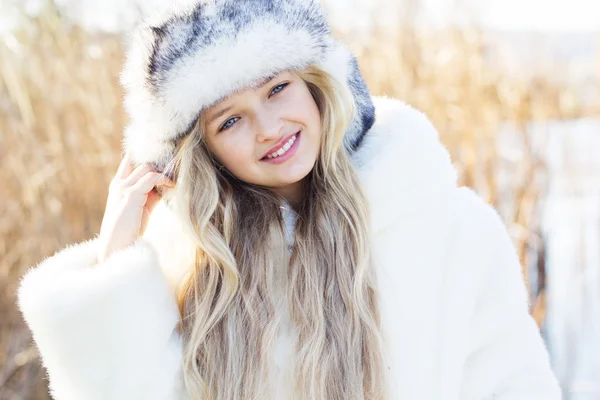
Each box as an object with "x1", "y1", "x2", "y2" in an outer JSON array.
[{"x1": 267, "y1": 134, "x2": 297, "y2": 159}]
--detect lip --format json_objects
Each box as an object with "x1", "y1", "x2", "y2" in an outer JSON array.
[
  {"x1": 260, "y1": 131, "x2": 300, "y2": 159},
  {"x1": 260, "y1": 131, "x2": 301, "y2": 164}
]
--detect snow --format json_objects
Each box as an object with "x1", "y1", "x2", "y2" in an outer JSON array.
[{"x1": 499, "y1": 119, "x2": 600, "y2": 400}]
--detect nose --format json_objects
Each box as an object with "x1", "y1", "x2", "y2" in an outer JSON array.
[{"x1": 254, "y1": 108, "x2": 284, "y2": 143}]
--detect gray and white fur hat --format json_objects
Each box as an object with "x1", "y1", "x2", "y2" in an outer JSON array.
[{"x1": 120, "y1": 0, "x2": 375, "y2": 175}]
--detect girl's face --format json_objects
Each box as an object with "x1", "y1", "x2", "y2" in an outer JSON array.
[{"x1": 203, "y1": 71, "x2": 322, "y2": 199}]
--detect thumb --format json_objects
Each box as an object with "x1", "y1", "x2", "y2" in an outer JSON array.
[
  {"x1": 139, "y1": 189, "x2": 161, "y2": 236},
  {"x1": 145, "y1": 188, "x2": 162, "y2": 214}
]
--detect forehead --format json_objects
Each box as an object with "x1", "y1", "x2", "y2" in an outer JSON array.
[{"x1": 207, "y1": 70, "x2": 295, "y2": 110}]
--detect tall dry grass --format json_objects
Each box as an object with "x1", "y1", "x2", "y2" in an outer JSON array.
[
  {"x1": 0, "y1": 8, "x2": 125, "y2": 399},
  {"x1": 1, "y1": 6, "x2": 597, "y2": 399}
]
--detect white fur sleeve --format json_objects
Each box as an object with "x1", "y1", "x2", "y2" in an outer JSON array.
[
  {"x1": 17, "y1": 237, "x2": 189, "y2": 400},
  {"x1": 456, "y1": 188, "x2": 562, "y2": 400}
]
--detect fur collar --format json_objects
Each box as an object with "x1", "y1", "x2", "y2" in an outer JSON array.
[{"x1": 353, "y1": 96, "x2": 458, "y2": 235}]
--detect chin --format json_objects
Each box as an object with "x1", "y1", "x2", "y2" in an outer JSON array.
[
  {"x1": 244, "y1": 154, "x2": 317, "y2": 187},
  {"x1": 269, "y1": 174, "x2": 307, "y2": 189},
  {"x1": 281, "y1": 159, "x2": 315, "y2": 182},
  {"x1": 262, "y1": 167, "x2": 311, "y2": 190}
]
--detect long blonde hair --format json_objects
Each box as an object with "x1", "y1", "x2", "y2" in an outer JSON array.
[{"x1": 169, "y1": 66, "x2": 387, "y2": 399}]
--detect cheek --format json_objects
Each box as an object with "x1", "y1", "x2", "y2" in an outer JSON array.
[
  {"x1": 303, "y1": 99, "x2": 322, "y2": 140},
  {"x1": 285, "y1": 86, "x2": 321, "y2": 135},
  {"x1": 311, "y1": 104, "x2": 322, "y2": 133},
  {"x1": 299, "y1": 91, "x2": 321, "y2": 131},
  {"x1": 218, "y1": 137, "x2": 255, "y2": 169}
]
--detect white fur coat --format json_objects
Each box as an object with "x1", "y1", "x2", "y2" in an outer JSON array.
[{"x1": 17, "y1": 96, "x2": 562, "y2": 399}]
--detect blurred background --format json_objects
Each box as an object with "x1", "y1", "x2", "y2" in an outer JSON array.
[{"x1": 0, "y1": 0, "x2": 598, "y2": 398}]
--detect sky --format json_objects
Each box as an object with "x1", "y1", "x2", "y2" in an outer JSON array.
[
  {"x1": 332, "y1": 0, "x2": 600, "y2": 32},
  {"x1": 1, "y1": 0, "x2": 599, "y2": 34},
  {"x1": 476, "y1": 0, "x2": 600, "y2": 31}
]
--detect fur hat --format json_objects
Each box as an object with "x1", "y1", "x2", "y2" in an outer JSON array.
[{"x1": 120, "y1": 0, "x2": 375, "y2": 174}]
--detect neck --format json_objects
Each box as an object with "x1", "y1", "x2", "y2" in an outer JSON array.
[{"x1": 271, "y1": 180, "x2": 303, "y2": 210}]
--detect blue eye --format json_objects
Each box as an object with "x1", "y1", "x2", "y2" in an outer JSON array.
[
  {"x1": 218, "y1": 116, "x2": 240, "y2": 132},
  {"x1": 269, "y1": 82, "x2": 289, "y2": 97}
]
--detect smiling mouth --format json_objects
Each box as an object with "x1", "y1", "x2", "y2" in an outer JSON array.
[{"x1": 260, "y1": 131, "x2": 300, "y2": 160}]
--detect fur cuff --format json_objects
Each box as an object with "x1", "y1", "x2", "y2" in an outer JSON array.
[{"x1": 17, "y1": 238, "x2": 186, "y2": 399}]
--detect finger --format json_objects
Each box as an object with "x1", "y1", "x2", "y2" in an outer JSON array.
[
  {"x1": 139, "y1": 192, "x2": 160, "y2": 236},
  {"x1": 145, "y1": 188, "x2": 162, "y2": 214},
  {"x1": 116, "y1": 152, "x2": 133, "y2": 179},
  {"x1": 130, "y1": 171, "x2": 165, "y2": 195},
  {"x1": 122, "y1": 163, "x2": 155, "y2": 187}
]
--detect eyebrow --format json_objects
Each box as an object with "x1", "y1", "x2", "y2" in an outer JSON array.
[
  {"x1": 257, "y1": 74, "x2": 277, "y2": 88},
  {"x1": 205, "y1": 74, "x2": 280, "y2": 128},
  {"x1": 206, "y1": 105, "x2": 232, "y2": 128}
]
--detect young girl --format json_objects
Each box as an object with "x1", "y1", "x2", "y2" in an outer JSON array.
[{"x1": 17, "y1": 0, "x2": 562, "y2": 399}]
